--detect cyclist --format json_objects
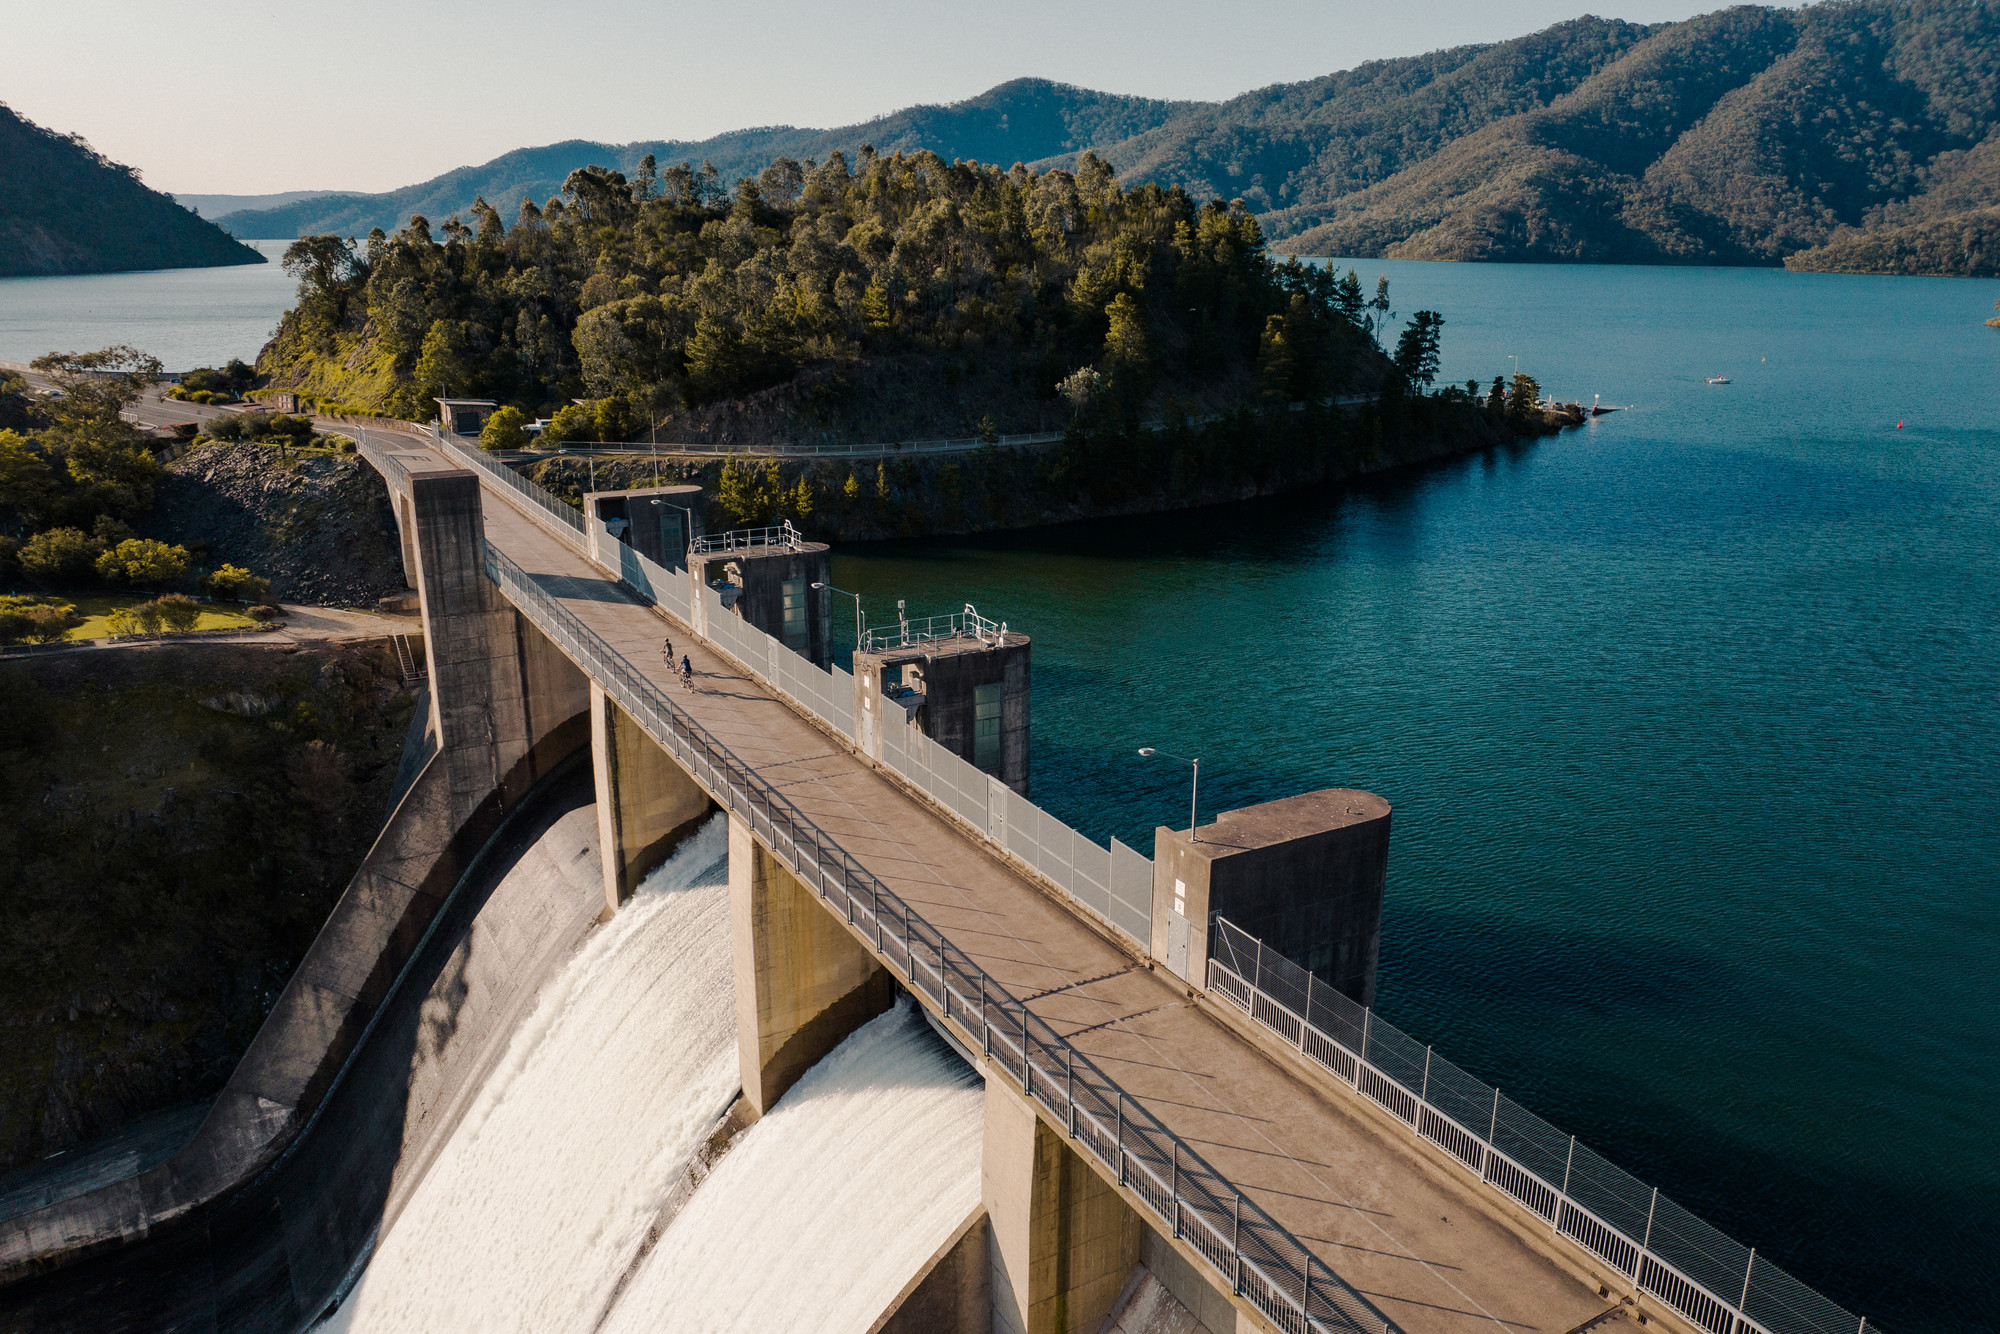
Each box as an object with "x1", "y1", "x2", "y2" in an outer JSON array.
[{"x1": 679, "y1": 654, "x2": 694, "y2": 691}]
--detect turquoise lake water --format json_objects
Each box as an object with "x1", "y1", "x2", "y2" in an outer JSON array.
[{"x1": 831, "y1": 262, "x2": 2000, "y2": 1332}]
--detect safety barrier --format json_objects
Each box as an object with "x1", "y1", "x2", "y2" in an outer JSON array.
[
  {"x1": 1207, "y1": 919, "x2": 1869, "y2": 1334},
  {"x1": 484, "y1": 543, "x2": 1401, "y2": 1334}
]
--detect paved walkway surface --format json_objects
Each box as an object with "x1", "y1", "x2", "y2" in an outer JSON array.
[{"x1": 352, "y1": 424, "x2": 1606, "y2": 1334}]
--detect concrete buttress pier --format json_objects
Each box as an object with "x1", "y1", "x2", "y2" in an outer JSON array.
[
  {"x1": 983, "y1": 1078, "x2": 1142, "y2": 1334},
  {"x1": 409, "y1": 469, "x2": 590, "y2": 826},
  {"x1": 1152, "y1": 788, "x2": 1390, "y2": 1001},
  {"x1": 589, "y1": 682, "x2": 715, "y2": 915},
  {"x1": 728, "y1": 813, "x2": 895, "y2": 1116}
]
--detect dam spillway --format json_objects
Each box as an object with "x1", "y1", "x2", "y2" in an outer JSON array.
[
  {"x1": 598, "y1": 1000, "x2": 983, "y2": 1334},
  {"x1": 320, "y1": 816, "x2": 738, "y2": 1333}
]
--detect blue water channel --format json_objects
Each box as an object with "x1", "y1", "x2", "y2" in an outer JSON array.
[{"x1": 829, "y1": 261, "x2": 2000, "y2": 1333}]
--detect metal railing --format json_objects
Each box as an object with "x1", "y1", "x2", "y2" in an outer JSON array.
[
  {"x1": 482, "y1": 542, "x2": 1400, "y2": 1334},
  {"x1": 426, "y1": 424, "x2": 589, "y2": 550},
  {"x1": 861, "y1": 603, "x2": 1009, "y2": 652},
  {"x1": 1206, "y1": 919, "x2": 1869, "y2": 1334},
  {"x1": 541, "y1": 430, "x2": 1065, "y2": 460},
  {"x1": 690, "y1": 521, "x2": 805, "y2": 555}
]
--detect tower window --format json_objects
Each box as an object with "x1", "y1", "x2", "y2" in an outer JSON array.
[
  {"x1": 974, "y1": 682, "x2": 1002, "y2": 772},
  {"x1": 781, "y1": 578, "x2": 809, "y2": 651}
]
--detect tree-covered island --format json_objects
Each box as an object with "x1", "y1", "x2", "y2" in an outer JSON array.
[{"x1": 261, "y1": 149, "x2": 1570, "y2": 536}]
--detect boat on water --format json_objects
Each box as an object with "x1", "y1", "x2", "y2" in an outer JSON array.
[{"x1": 1705, "y1": 374, "x2": 1731, "y2": 384}]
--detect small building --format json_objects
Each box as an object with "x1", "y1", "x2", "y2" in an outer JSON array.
[
  {"x1": 270, "y1": 391, "x2": 300, "y2": 413},
  {"x1": 853, "y1": 605, "x2": 1030, "y2": 795},
  {"x1": 434, "y1": 398, "x2": 498, "y2": 437},
  {"x1": 584, "y1": 485, "x2": 705, "y2": 572},
  {"x1": 687, "y1": 522, "x2": 832, "y2": 667}
]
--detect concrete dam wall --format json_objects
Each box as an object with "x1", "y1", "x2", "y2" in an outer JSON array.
[{"x1": 0, "y1": 762, "x2": 607, "y2": 1332}]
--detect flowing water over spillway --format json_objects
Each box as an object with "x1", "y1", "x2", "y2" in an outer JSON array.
[
  {"x1": 598, "y1": 1001, "x2": 984, "y2": 1334},
  {"x1": 321, "y1": 816, "x2": 738, "y2": 1334}
]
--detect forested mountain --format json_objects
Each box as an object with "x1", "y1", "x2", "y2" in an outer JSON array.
[
  {"x1": 1067, "y1": 0, "x2": 2000, "y2": 272},
  {"x1": 227, "y1": 1, "x2": 1999, "y2": 274},
  {"x1": 214, "y1": 80, "x2": 1200, "y2": 240},
  {"x1": 0, "y1": 104, "x2": 265, "y2": 277}
]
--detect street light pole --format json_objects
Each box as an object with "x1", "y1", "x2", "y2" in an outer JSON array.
[
  {"x1": 1137, "y1": 747, "x2": 1201, "y2": 841},
  {"x1": 813, "y1": 581, "x2": 864, "y2": 654},
  {"x1": 649, "y1": 498, "x2": 699, "y2": 563}
]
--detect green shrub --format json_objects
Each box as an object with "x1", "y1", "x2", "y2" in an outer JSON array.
[
  {"x1": 95, "y1": 537, "x2": 190, "y2": 587},
  {"x1": 480, "y1": 405, "x2": 530, "y2": 452},
  {"x1": 204, "y1": 563, "x2": 271, "y2": 603},
  {"x1": 19, "y1": 527, "x2": 95, "y2": 584},
  {"x1": 105, "y1": 605, "x2": 149, "y2": 637},
  {"x1": 153, "y1": 594, "x2": 201, "y2": 633},
  {"x1": 0, "y1": 596, "x2": 35, "y2": 645},
  {"x1": 247, "y1": 603, "x2": 281, "y2": 622},
  {"x1": 545, "y1": 402, "x2": 594, "y2": 445},
  {"x1": 23, "y1": 601, "x2": 81, "y2": 643}
]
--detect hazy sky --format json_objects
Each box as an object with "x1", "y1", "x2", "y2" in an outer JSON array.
[{"x1": 13, "y1": 0, "x2": 1716, "y2": 196}]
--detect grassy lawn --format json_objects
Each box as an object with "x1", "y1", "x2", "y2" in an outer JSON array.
[{"x1": 64, "y1": 593, "x2": 260, "y2": 641}]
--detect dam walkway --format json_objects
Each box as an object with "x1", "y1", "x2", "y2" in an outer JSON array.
[{"x1": 345, "y1": 420, "x2": 1606, "y2": 1334}]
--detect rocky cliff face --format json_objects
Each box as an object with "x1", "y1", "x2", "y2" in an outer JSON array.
[
  {"x1": 0, "y1": 642, "x2": 417, "y2": 1175},
  {"x1": 144, "y1": 441, "x2": 408, "y2": 606}
]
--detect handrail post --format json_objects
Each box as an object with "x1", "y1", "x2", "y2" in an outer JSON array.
[
  {"x1": 1115, "y1": 1094, "x2": 1125, "y2": 1186},
  {"x1": 1421, "y1": 1045, "x2": 1432, "y2": 1103},
  {"x1": 1065, "y1": 1046, "x2": 1075, "y2": 1138},
  {"x1": 1232, "y1": 1193, "x2": 1242, "y2": 1293},
  {"x1": 1170, "y1": 1140, "x2": 1179, "y2": 1239},
  {"x1": 1739, "y1": 1249, "x2": 1754, "y2": 1315},
  {"x1": 980, "y1": 973, "x2": 990, "y2": 1057},
  {"x1": 1556, "y1": 1135, "x2": 1575, "y2": 1236}
]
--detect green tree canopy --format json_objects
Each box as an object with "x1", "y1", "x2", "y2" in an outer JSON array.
[
  {"x1": 94, "y1": 537, "x2": 190, "y2": 587},
  {"x1": 479, "y1": 405, "x2": 531, "y2": 452}
]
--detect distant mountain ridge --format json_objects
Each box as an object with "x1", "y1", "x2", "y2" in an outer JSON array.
[
  {"x1": 220, "y1": 1, "x2": 2000, "y2": 275},
  {"x1": 0, "y1": 104, "x2": 264, "y2": 277},
  {"x1": 215, "y1": 79, "x2": 1203, "y2": 238}
]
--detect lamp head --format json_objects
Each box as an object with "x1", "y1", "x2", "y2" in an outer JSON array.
[
  {"x1": 811, "y1": 581, "x2": 827, "y2": 590},
  {"x1": 1137, "y1": 747, "x2": 1157, "y2": 757}
]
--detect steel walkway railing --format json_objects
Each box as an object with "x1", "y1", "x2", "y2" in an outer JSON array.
[
  {"x1": 482, "y1": 542, "x2": 1402, "y2": 1334},
  {"x1": 1207, "y1": 919, "x2": 1869, "y2": 1334}
]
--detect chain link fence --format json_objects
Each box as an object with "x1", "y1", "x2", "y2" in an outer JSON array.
[{"x1": 1208, "y1": 919, "x2": 1870, "y2": 1334}]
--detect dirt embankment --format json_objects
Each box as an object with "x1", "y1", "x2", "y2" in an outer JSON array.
[
  {"x1": 143, "y1": 441, "x2": 407, "y2": 606},
  {"x1": 0, "y1": 641, "x2": 418, "y2": 1175}
]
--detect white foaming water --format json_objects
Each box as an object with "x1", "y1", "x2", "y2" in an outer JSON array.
[
  {"x1": 600, "y1": 999, "x2": 984, "y2": 1334},
  {"x1": 321, "y1": 813, "x2": 738, "y2": 1334}
]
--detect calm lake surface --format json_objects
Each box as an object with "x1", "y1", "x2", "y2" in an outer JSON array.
[
  {"x1": 3, "y1": 251, "x2": 1991, "y2": 1329},
  {"x1": 0, "y1": 240, "x2": 294, "y2": 369},
  {"x1": 831, "y1": 262, "x2": 1999, "y2": 1332}
]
